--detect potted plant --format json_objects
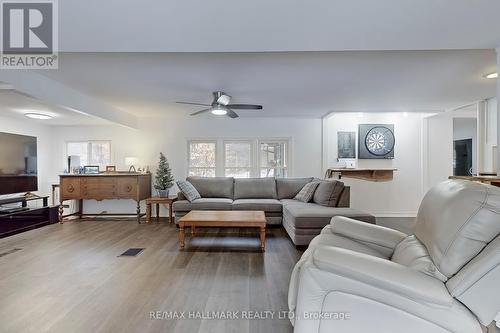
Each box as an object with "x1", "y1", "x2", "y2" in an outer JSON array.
[{"x1": 154, "y1": 152, "x2": 174, "y2": 197}]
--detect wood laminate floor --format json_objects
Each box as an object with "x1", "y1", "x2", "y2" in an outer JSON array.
[{"x1": 0, "y1": 219, "x2": 301, "y2": 333}]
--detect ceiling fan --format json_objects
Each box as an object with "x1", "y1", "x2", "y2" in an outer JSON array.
[{"x1": 176, "y1": 91, "x2": 263, "y2": 118}]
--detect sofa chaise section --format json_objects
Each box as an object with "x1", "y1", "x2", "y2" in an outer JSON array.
[{"x1": 282, "y1": 199, "x2": 376, "y2": 246}]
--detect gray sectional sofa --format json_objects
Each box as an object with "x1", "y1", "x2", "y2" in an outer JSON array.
[{"x1": 173, "y1": 176, "x2": 376, "y2": 246}]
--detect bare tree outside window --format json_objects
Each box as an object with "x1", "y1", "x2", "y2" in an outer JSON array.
[{"x1": 188, "y1": 142, "x2": 216, "y2": 177}]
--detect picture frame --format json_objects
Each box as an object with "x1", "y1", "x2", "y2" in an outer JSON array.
[
  {"x1": 83, "y1": 165, "x2": 100, "y2": 174},
  {"x1": 105, "y1": 165, "x2": 116, "y2": 173},
  {"x1": 337, "y1": 131, "x2": 356, "y2": 159}
]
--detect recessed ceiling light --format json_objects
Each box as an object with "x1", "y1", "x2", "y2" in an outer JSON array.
[
  {"x1": 485, "y1": 72, "x2": 498, "y2": 79},
  {"x1": 24, "y1": 113, "x2": 53, "y2": 120},
  {"x1": 211, "y1": 106, "x2": 228, "y2": 116}
]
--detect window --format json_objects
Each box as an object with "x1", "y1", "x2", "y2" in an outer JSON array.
[
  {"x1": 224, "y1": 141, "x2": 252, "y2": 178},
  {"x1": 66, "y1": 141, "x2": 111, "y2": 169},
  {"x1": 188, "y1": 141, "x2": 216, "y2": 177},
  {"x1": 259, "y1": 141, "x2": 288, "y2": 178},
  {"x1": 187, "y1": 138, "x2": 290, "y2": 178}
]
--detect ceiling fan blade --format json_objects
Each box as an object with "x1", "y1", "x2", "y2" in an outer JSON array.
[
  {"x1": 176, "y1": 101, "x2": 211, "y2": 107},
  {"x1": 226, "y1": 104, "x2": 262, "y2": 110},
  {"x1": 190, "y1": 108, "x2": 211, "y2": 116},
  {"x1": 226, "y1": 109, "x2": 239, "y2": 118}
]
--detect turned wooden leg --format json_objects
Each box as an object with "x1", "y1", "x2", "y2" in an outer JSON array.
[
  {"x1": 58, "y1": 202, "x2": 64, "y2": 224},
  {"x1": 259, "y1": 226, "x2": 266, "y2": 252},
  {"x1": 179, "y1": 225, "x2": 185, "y2": 250},
  {"x1": 78, "y1": 199, "x2": 83, "y2": 219},
  {"x1": 146, "y1": 203, "x2": 151, "y2": 224},
  {"x1": 156, "y1": 203, "x2": 160, "y2": 223},
  {"x1": 136, "y1": 201, "x2": 141, "y2": 224},
  {"x1": 169, "y1": 203, "x2": 173, "y2": 224},
  {"x1": 191, "y1": 225, "x2": 195, "y2": 236}
]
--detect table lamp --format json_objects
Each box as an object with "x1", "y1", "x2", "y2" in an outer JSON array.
[{"x1": 125, "y1": 157, "x2": 138, "y2": 172}]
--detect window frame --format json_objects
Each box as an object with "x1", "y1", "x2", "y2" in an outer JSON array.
[
  {"x1": 223, "y1": 139, "x2": 254, "y2": 178},
  {"x1": 186, "y1": 139, "x2": 218, "y2": 177},
  {"x1": 258, "y1": 139, "x2": 290, "y2": 178},
  {"x1": 65, "y1": 140, "x2": 112, "y2": 169},
  {"x1": 186, "y1": 137, "x2": 291, "y2": 178}
]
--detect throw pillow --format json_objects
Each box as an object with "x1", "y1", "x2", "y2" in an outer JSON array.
[
  {"x1": 294, "y1": 181, "x2": 320, "y2": 202},
  {"x1": 313, "y1": 180, "x2": 344, "y2": 207},
  {"x1": 176, "y1": 180, "x2": 201, "y2": 202}
]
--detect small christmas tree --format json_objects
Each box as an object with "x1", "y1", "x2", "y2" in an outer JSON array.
[{"x1": 154, "y1": 152, "x2": 174, "y2": 196}]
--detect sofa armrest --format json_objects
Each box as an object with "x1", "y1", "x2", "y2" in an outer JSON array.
[
  {"x1": 325, "y1": 216, "x2": 407, "y2": 256},
  {"x1": 312, "y1": 246, "x2": 453, "y2": 306}
]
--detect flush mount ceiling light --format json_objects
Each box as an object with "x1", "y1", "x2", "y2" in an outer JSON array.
[
  {"x1": 211, "y1": 106, "x2": 228, "y2": 116},
  {"x1": 485, "y1": 72, "x2": 498, "y2": 79},
  {"x1": 24, "y1": 113, "x2": 52, "y2": 120}
]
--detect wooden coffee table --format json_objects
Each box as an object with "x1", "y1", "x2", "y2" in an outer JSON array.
[{"x1": 177, "y1": 210, "x2": 266, "y2": 251}]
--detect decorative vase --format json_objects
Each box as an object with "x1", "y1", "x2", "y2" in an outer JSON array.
[{"x1": 158, "y1": 189, "x2": 170, "y2": 198}]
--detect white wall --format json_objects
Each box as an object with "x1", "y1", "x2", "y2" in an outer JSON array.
[
  {"x1": 0, "y1": 115, "x2": 53, "y2": 199},
  {"x1": 323, "y1": 112, "x2": 425, "y2": 217},
  {"x1": 483, "y1": 98, "x2": 498, "y2": 173},
  {"x1": 51, "y1": 116, "x2": 323, "y2": 214}
]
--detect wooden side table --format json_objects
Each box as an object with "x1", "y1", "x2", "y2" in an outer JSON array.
[{"x1": 145, "y1": 196, "x2": 177, "y2": 224}]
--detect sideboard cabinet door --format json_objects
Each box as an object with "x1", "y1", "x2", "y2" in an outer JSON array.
[
  {"x1": 60, "y1": 178, "x2": 81, "y2": 199},
  {"x1": 117, "y1": 177, "x2": 138, "y2": 199}
]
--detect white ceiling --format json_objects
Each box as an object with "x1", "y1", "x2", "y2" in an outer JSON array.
[
  {"x1": 59, "y1": 0, "x2": 500, "y2": 52},
  {"x1": 0, "y1": 90, "x2": 111, "y2": 126},
  {"x1": 36, "y1": 50, "x2": 497, "y2": 118}
]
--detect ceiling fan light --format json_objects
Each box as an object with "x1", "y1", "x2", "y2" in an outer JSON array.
[
  {"x1": 211, "y1": 107, "x2": 227, "y2": 116},
  {"x1": 217, "y1": 94, "x2": 231, "y2": 105},
  {"x1": 24, "y1": 112, "x2": 52, "y2": 120}
]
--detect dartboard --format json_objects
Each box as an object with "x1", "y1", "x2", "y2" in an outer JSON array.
[{"x1": 364, "y1": 126, "x2": 395, "y2": 156}]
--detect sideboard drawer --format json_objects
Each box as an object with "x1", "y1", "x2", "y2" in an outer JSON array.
[
  {"x1": 60, "y1": 178, "x2": 81, "y2": 199},
  {"x1": 81, "y1": 178, "x2": 116, "y2": 200}
]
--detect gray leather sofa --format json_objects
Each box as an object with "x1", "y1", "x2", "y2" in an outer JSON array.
[
  {"x1": 173, "y1": 176, "x2": 375, "y2": 246},
  {"x1": 289, "y1": 179, "x2": 500, "y2": 332}
]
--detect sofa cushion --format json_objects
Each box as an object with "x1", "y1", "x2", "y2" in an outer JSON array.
[
  {"x1": 173, "y1": 198, "x2": 233, "y2": 211},
  {"x1": 313, "y1": 180, "x2": 345, "y2": 207},
  {"x1": 176, "y1": 180, "x2": 201, "y2": 202},
  {"x1": 276, "y1": 177, "x2": 314, "y2": 199},
  {"x1": 282, "y1": 200, "x2": 375, "y2": 229},
  {"x1": 234, "y1": 178, "x2": 277, "y2": 199},
  {"x1": 232, "y1": 199, "x2": 282, "y2": 212},
  {"x1": 294, "y1": 181, "x2": 320, "y2": 202},
  {"x1": 186, "y1": 176, "x2": 234, "y2": 199}
]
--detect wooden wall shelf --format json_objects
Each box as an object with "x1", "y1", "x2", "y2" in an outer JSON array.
[
  {"x1": 448, "y1": 175, "x2": 500, "y2": 187},
  {"x1": 326, "y1": 168, "x2": 397, "y2": 182}
]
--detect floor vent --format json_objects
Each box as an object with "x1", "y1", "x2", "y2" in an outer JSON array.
[
  {"x1": 0, "y1": 248, "x2": 22, "y2": 258},
  {"x1": 118, "y1": 248, "x2": 144, "y2": 257}
]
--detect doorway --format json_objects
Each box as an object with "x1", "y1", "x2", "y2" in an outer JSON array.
[{"x1": 454, "y1": 138, "x2": 473, "y2": 176}]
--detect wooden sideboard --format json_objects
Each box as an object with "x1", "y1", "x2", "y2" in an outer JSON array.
[{"x1": 59, "y1": 173, "x2": 151, "y2": 223}]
